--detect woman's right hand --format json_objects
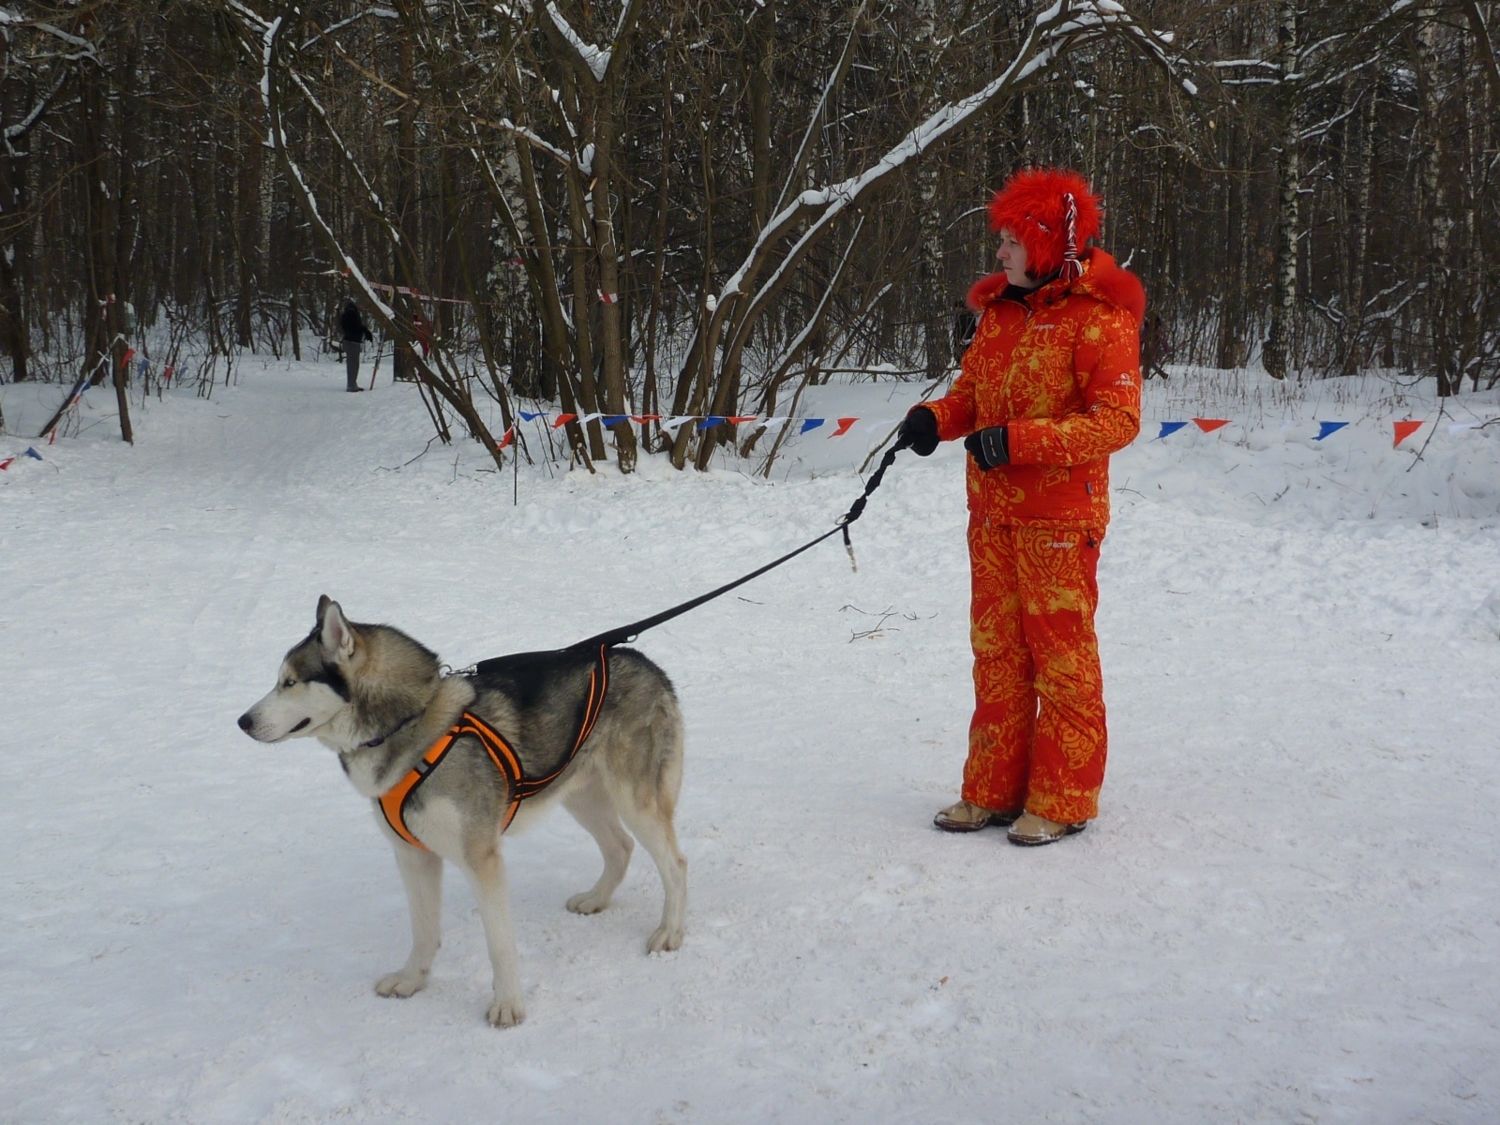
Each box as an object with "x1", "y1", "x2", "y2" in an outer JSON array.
[{"x1": 898, "y1": 407, "x2": 940, "y2": 456}]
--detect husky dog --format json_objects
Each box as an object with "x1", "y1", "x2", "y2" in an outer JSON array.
[{"x1": 237, "y1": 596, "x2": 687, "y2": 1027}]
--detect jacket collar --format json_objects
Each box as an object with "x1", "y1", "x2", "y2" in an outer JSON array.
[{"x1": 965, "y1": 248, "x2": 1146, "y2": 325}]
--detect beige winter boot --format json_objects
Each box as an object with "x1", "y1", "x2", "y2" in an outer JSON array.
[
  {"x1": 933, "y1": 800, "x2": 1021, "y2": 833},
  {"x1": 1006, "y1": 812, "x2": 1087, "y2": 846}
]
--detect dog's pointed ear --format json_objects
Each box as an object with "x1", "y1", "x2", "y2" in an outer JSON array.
[{"x1": 317, "y1": 596, "x2": 356, "y2": 662}]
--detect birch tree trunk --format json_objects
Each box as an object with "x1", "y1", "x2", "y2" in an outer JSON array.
[
  {"x1": 1417, "y1": 4, "x2": 1456, "y2": 396},
  {"x1": 1264, "y1": 0, "x2": 1300, "y2": 380}
]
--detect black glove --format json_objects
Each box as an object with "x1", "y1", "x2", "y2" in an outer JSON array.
[
  {"x1": 897, "y1": 407, "x2": 939, "y2": 456},
  {"x1": 963, "y1": 425, "x2": 1009, "y2": 470}
]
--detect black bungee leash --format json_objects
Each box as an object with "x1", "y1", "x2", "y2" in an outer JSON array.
[{"x1": 569, "y1": 438, "x2": 908, "y2": 652}]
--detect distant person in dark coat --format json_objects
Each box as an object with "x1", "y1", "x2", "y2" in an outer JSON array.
[{"x1": 340, "y1": 300, "x2": 374, "y2": 392}]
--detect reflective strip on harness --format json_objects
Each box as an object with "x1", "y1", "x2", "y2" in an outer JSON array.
[{"x1": 377, "y1": 644, "x2": 610, "y2": 851}]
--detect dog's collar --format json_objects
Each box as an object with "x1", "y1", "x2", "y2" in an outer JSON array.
[{"x1": 361, "y1": 712, "x2": 420, "y2": 749}]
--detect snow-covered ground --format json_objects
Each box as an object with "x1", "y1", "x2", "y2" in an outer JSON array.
[{"x1": 3, "y1": 360, "x2": 1499, "y2": 1124}]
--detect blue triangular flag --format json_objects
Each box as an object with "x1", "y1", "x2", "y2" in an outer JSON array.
[
  {"x1": 1314, "y1": 421, "x2": 1348, "y2": 441},
  {"x1": 1157, "y1": 421, "x2": 1188, "y2": 439},
  {"x1": 800, "y1": 418, "x2": 825, "y2": 434},
  {"x1": 697, "y1": 416, "x2": 726, "y2": 432},
  {"x1": 519, "y1": 411, "x2": 546, "y2": 422},
  {"x1": 601, "y1": 415, "x2": 628, "y2": 426},
  {"x1": 24, "y1": 447, "x2": 42, "y2": 460}
]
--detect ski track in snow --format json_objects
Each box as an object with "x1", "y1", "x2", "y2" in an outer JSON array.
[{"x1": 2, "y1": 361, "x2": 1499, "y2": 1124}]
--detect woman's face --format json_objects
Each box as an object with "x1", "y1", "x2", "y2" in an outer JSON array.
[{"x1": 996, "y1": 229, "x2": 1032, "y2": 288}]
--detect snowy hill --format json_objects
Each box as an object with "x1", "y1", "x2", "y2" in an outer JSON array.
[{"x1": 2, "y1": 361, "x2": 1499, "y2": 1124}]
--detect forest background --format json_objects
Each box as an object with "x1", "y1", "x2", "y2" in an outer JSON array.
[{"x1": 0, "y1": 0, "x2": 1496, "y2": 472}]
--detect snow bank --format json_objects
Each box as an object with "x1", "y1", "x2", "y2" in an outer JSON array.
[{"x1": 2, "y1": 360, "x2": 1498, "y2": 1124}]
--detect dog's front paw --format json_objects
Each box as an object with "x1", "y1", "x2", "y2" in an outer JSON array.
[
  {"x1": 566, "y1": 890, "x2": 610, "y2": 915},
  {"x1": 487, "y1": 996, "x2": 526, "y2": 1028},
  {"x1": 375, "y1": 969, "x2": 429, "y2": 998},
  {"x1": 646, "y1": 924, "x2": 683, "y2": 954}
]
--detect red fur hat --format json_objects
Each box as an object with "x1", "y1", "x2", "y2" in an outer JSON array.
[{"x1": 988, "y1": 168, "x2": 1102, "y2": 281}]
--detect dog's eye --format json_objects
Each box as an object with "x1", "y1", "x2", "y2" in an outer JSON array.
[{"x1": 282, "y1": 677, "x2": 296, "y2": 689}]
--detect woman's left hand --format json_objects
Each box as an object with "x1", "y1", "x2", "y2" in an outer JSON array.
[{"x1": 964, "y1": 426, "x2": 1010, "y2": 470}]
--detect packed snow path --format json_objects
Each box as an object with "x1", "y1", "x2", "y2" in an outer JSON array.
[{"x1": 3, "y1": 362, "x2": 1499, "y2": 1124}]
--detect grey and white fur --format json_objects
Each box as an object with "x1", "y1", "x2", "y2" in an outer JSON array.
[{"x1": 238, "y1": 595, "x2": 687, "y2": 1027}]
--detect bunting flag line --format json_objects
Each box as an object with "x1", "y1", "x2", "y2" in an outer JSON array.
[
  {"x1": 1315, "y1": 421, "x2": 1349, "y2": 441},
  {"x1": 488, "y1": 410, "x2": 1483, "y2": 452}
]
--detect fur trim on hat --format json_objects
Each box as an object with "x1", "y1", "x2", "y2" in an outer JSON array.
[{"x1": 988, "y1": 168, "x2": 1102, "y2": 279}]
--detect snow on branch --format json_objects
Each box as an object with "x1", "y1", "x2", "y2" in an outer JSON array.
[
  {"x1": 0, "y1": 5, "x2": 97, "y2": 58},
  {"x1": 716, "y1": 0, "x2": 1175, "y2": 322},
  {"x1": 543, "y1": 2, "x2": 615, "y2": 83},
  {"x1": 299, "y1": 7, "x2": 401, "y2": 52},
  {"x1": 771, "y1": 0, "x2": 871, "y2": 219},
  {"x1": 3, "y1": 67, "x2": 66, "y2": 152},
  {"x1": 488, "y1": 117, "x2": 572, "y2": 166}
]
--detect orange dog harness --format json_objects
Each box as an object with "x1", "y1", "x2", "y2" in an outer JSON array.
[{"x1": 378, "y1": 644, "x2": 610, "y2": 850}]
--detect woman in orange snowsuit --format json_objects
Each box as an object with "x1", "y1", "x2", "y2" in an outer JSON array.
[{"x1": 898, "y1": 168, "x2": 1145, "y2": 846}]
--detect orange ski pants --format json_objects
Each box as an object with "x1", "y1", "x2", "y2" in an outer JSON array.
[{"x1": 961, "y1": 520, "x2": 1108, "y2": 824}]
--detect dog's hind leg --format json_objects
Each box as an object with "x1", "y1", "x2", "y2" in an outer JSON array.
[
  {"x1": 563, "y1": 773, "x2": 635, "y2": 915},
  {"x1": 461, "y1": 843, "x2": 526, "y2": 1028},
  {"x1": 376, "y1": 842, "x2": 443, "y2": 1000},
  {"x1": 612, "y1": 786, "x2": 688, "y2": 954}
]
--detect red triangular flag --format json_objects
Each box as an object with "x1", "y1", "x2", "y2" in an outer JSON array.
[
  {"x1": 831, "y1": 417, "x2": 858, "y2": 437},
  {"x1": 1393, "y1": 420, "x2": 1422, "y2": 448},
  {"x1": 551, "y1": 413, "x2": 578, "y2": 429},
  {"x1": 1192, "y1": 418, "x2": 1230, "y2": 433}
]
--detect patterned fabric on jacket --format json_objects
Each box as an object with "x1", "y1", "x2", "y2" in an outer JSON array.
[{"x1": 924, "y1": 248, "x2": 1145, "y2": 529}]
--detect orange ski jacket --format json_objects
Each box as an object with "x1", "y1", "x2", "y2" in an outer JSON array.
[{"x1": 925, "y1": 248, "x2": 1145, "y2": 529}]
